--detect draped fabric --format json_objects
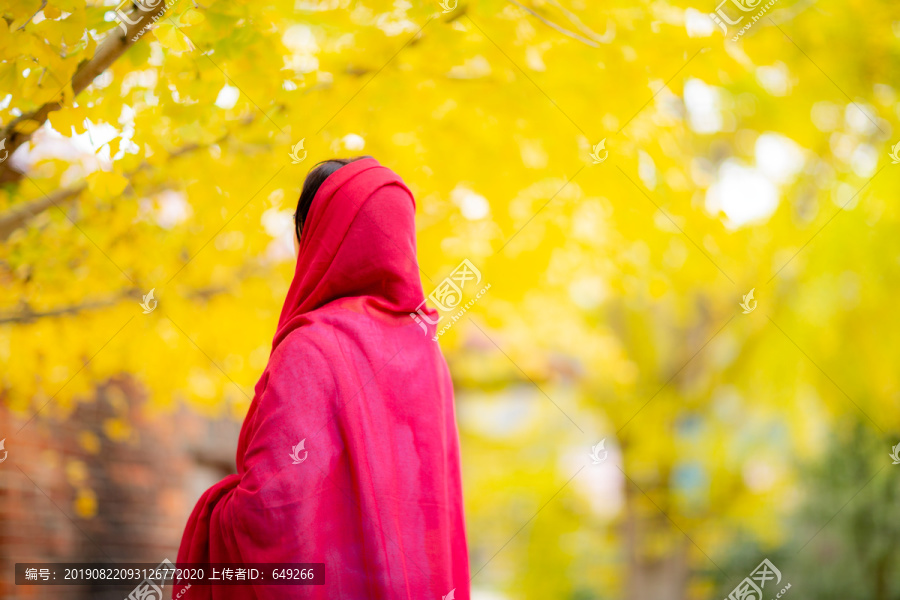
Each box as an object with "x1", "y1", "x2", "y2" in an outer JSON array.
[{"x1": 175, "y1": 158, "x2": 469, "y2": 599}]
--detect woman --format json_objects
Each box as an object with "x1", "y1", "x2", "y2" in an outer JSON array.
[{"x1": 175, "y1": 157, "x2": 470, "y2": 599}]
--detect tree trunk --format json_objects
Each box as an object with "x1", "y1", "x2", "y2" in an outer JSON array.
[{"x1": 623, "y1": 476, "x2": 691, "y2": 600}]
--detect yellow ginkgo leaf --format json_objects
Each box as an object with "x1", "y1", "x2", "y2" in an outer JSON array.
[
  {"x1": 78, "y1": 431, "x2": 101, "y2": 455},
  {"x1": 43, "y1": 4, "x2": 62, "y2": 19},
  {"x1": 74, "y1": 488, "x2": 98, "y2": 519},
  {"x1": 87, "y1": 171, "x2": 129, "y2": 199},
  {"x1": 48, "y1": 105, "x2": 88, "y2": 135},
  {"x1": 103, "y1": 417, "x2": 132, "y2": 442},
  {"x1": 107, "y1": 137, "x2": 122, "y2": 157},
  {"x1": 50, "y1": 0, "x2": 79, "y2": 12},
  {"x1": 0, "y1": 63, "x2": 16, "y2": 93},
  {"x1": 179, "y1": 8, "x2": 205, "y2": 25},
  {"x1": 154, "y1": 23, "x2": 192, "y2": 52},
  {"x1": 66, "y1": 459, "x2": 88, "y2": 485}
]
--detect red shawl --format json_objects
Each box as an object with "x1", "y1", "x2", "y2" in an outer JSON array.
[{"x1": 175, "y1": 158, "x2": 469, "y2": 599}]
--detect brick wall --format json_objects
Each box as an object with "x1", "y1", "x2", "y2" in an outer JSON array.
[{"x1": 0, "y1": 378, "x2": 241, "y2": 600}]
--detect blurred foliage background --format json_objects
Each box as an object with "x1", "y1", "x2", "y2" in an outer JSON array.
[{"x1": 2, "y1": 0, "x2": 900, "y2": 598}]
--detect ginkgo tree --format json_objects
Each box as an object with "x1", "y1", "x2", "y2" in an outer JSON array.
[{"x1": 2, "y1": 0, "x2": 900, "y2": 597}]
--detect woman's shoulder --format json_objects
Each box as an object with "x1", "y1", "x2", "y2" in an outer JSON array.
[
  {"x1": 275, "y1": 320, "x2": 340, "y2": 353},
  {"x1": 265, "y1": 325, "x2": 337, "y2": 388}
]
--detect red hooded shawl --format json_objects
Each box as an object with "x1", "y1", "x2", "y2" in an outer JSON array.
[{"x1": 175, "y1": 158, "x2": 469, "y2": 599}]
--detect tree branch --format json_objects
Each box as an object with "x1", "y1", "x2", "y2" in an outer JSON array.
[
  {"x1": 0, "y1": 2, "x2": 172, "y2": 185},
  {"x1": 16, "y1": 0, "x2": 48, "y2": 31},
  {"x1": 0, "y1": 284, "x2": 231, "y2": 324},
  {"x1": 545, "y1": 0, "x2": 614, "y2": 44},
  {"x1": 0, "y1": 297, "x2": 122, "y2": 324},
  {"x1": 0, "y1": 182, "x2": 85, "y2": 241},
  {"x1": 506, "y1": 0, "x2": 600, "y2": 47},
  {"x1": 0, "y1": 122, "x2": 251, "y2": 242}
]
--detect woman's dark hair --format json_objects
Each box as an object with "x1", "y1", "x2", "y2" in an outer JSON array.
[{"x1": 294, "y1": 156, "x2": 370, "y2": 242}]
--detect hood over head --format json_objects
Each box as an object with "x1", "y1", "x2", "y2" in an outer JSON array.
[{"x1": 272, "y1": 157, "x2": 430, "y2": 350}]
